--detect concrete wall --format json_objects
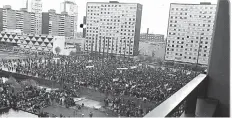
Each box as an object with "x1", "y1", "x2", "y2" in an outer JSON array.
[
  {"x1": 23, "y1": 12, "x2": 32, "y2": 34},
  {"x1": 133, "y1": 4, "x2": 143, "y2": 56},
  {"x1": 52, "y1": 36, "x2": 66, "y2": 55},
  {"x1": 206, "y1": 0, "x2": 230, "y2": 116},
  {"x1": 6, "y1": 10, "x2": 17, "y2": 30}
]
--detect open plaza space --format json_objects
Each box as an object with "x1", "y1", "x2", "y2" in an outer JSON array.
[{"x1": 0, "y1": 50, "x2": 200, "y2": 117}]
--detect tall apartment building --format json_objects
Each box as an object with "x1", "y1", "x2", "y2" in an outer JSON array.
[
  {"x1": 85, "y1": 1, "x2": 143, "y2": 56},
  {"x1": 165, "y1": 2, "x2": 217, "y2": 65},
  {"x1": 27, "y1": 0, "x2": 42, "y2": 34},
  {"x1": 42, "y1": 10, "x2": 75, "y2": 38},
  {"x1": 0, "y1": 5, "x2": 35, "y2": 34},
  {"x1": 60, "y1": 0, "x2": 78, "y2": 39}
]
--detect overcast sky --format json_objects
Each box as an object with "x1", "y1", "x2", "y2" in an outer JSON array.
[{"x1": 0, "y1": 0, "x2": 217, "y2": 36}]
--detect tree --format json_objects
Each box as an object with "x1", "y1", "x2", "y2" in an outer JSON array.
[
  {"x1": 165, "y1": 61, "x2": 174, "y2": 66},
  {"x1": 70, "y1": 51, "x2": 76, "y2": 56},
  {"x1": 55, "y1": 47, "x2": 61, "y2": 55},
  {"x1": 137, "y1": 55, "x2": 144, "y2": 61},
  {"x1": 156, "y1": 58, "x2": 163, "y2": 66},
  {"x1": 145, "y1": 56, "x2": 153, "y2": 63},
  {"x1": 109, "y1": 53, "x2": 115, "y2": 59}
]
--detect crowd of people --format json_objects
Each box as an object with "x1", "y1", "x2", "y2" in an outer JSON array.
[
  {"x1": 0, "y1": 54, "x2": 201, "y2": 117},
  {"x1": 0, "y1": 77, "x2": 80, "y2": 117}
]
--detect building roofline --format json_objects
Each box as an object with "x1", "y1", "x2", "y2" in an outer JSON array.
[
  {"x1": 87, "y1": 2, "x2": 142, "y2": 5},
  {"x1": 170, "y1": 3, "x2": 217, "y2": 5},
  {"x1": 140, "y1": 33, "x2": 164, "y2": 36}
]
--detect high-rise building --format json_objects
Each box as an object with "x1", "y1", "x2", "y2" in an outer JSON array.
[
  {"x1": 27, "y1": 0, "x2": 42, "y2": 34},
  {"x1": 60, "y1": 0, "x2": 78, "y2": 39},
  {"x1": 0, "y1": 5, "x2": 35, "y2": 34},
  {"x1": 85, "y1": 1, "x2": 143, "y2": 56},
  {"x1": 42, "y1": 10, "x2": 75, "y2": 38},
  {"x1": 165, "y1": 2, "x2": 217, "y2": 65},
  {"x1": 1, "y1": 5, "x2": 17, "y2": 30}
]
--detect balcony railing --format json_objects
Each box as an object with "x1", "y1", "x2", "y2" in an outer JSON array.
[{"x1": 144, "y1": 74, "x2": 208, "y2": 117}]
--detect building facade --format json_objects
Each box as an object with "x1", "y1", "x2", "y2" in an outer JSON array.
[
  {"x1": 60, "y1": 0, "x2": 78, "y2": 39},
  {"x1": 85, "y1": 1, "x2": 142, "y2": 56},
  {"x1": 140, "y1": 33, "x2": 165, "y2": 42},
  {"x1": 0, "y1": 6, "x2": 35, "y2": 34},
  {"x1": 0, "y1": 30, "x2": 65, "y2": 53},
  {"x1": 165, "y1": 2, "x2": 217, "y2": 65},
  {"x1": 42, "y1": 10, "x2": 75, "y2": 38},
  {"x1": 27, "y1": 0, "x2": 42, "y2": 34}
]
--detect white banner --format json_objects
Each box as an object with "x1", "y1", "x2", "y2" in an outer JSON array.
[
  {"x1": 113, "y1": 78, "x2": 119, "y2": 82},
  {"x1": 130, "y1": 66, "x2": 137, "y2": 69},
  {"x1": 86, "y1": 65, "x2": 94, "y2": 68},
  {"x1": 117, "y1": 68, "x2": 128, "y2": 70}
]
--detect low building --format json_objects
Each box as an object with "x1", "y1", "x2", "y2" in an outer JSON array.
[
  {"x1": 140, "y1": 33, "x2": 164, "y2": 42},
  {"x1": 65, "y1": 37, "x2": 85, "y2": 51},
  {"x1": 139, "y1": 41, "x2": 166, "y2": 60},
  {"x1": 0, "y1": 30, "x2": 65, "y2": 53}
]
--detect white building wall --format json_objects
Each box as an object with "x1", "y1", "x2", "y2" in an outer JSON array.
[
  {"x1": 165, "y1": 3, "x2": 217, "y2": 65},
  {"x1": 60, "y1": 1, "x2": 78, "y2": 39},
  {"x1": 53, "y1": 36, "x2": 66, "y2": 55},
  {"x1": 28, "y1": 0, "x2": 42, "y2": 34},
  {"x1": 85, "y1": 2, "x2": 141, "y2": 56}
]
